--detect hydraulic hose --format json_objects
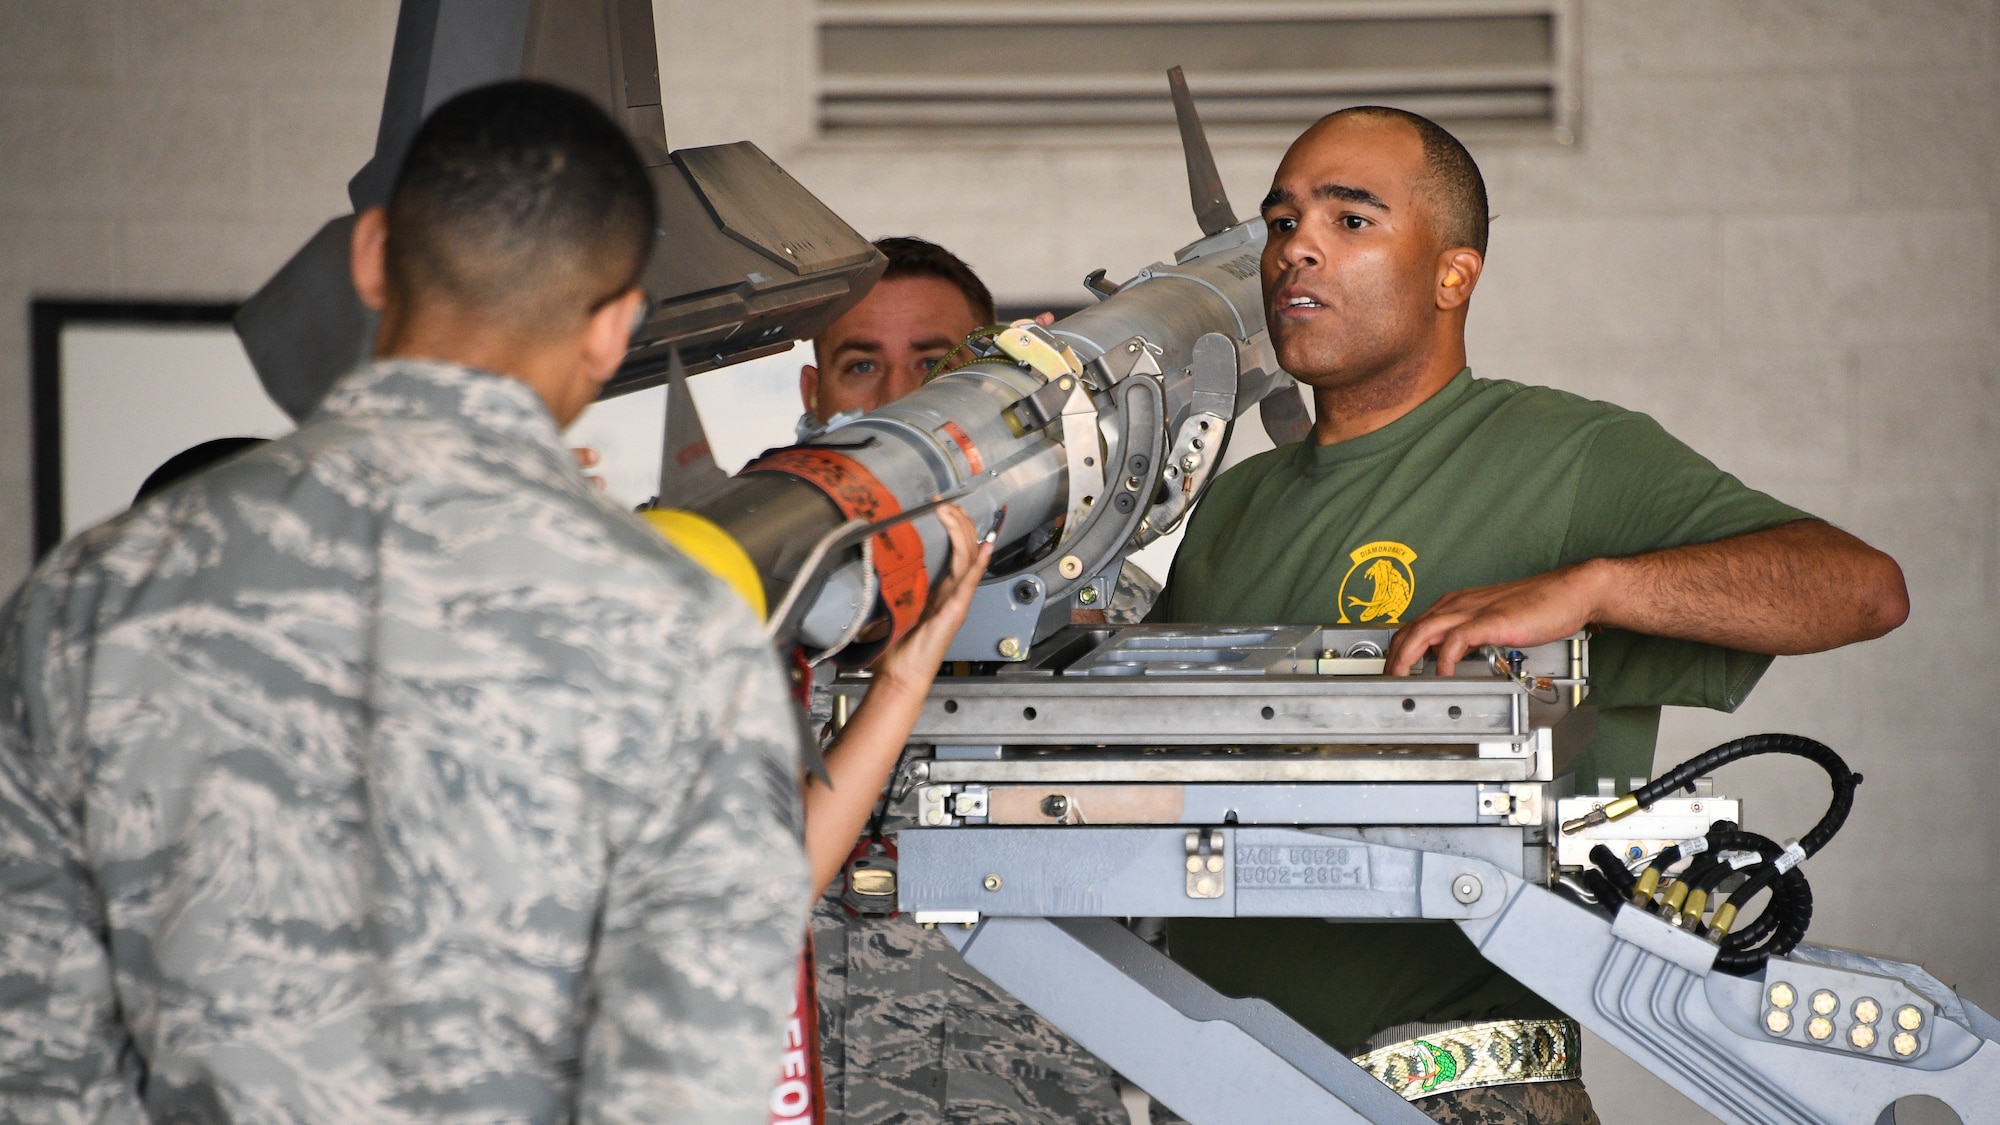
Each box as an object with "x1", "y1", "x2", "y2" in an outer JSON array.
[
  {"x1": 1564, "y1": 733, "x2": 1861, "y2": 857},
  {"x1": 1564, "y1": 844, "x2": 1639, "y2": 917},
  {"x1": 1563, "y1": 734, "x2": 1859, "y2": 975}
]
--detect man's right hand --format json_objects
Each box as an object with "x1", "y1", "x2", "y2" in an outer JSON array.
[{"x1": 1383, "y1": 563, "x2": 1602, "y2": 675}]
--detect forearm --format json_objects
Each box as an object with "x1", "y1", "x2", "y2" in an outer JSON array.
[
  {"x1": 802, "y1": 674, "x2": 927, "y2": 896},
  {"x1": 1586, "y1": 519, "x2": 1909, "y2": 655}
]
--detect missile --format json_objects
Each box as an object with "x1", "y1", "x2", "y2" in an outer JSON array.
[{"x1": 656, "y1": 69, "x2": 1304, "y2": 665}]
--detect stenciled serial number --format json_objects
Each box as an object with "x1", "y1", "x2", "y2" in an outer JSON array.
[{"x1": 1235, "y1": 845, "x2": 1369, "y2": 890}]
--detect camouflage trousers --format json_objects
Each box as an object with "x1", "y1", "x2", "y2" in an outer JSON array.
[
  {"x1": 1415, "y1": 1079, "x2": 1602, "y2": 1125},
  {"x1": 810, "y1": 891, "x2": 1132, "y2": 1125}
]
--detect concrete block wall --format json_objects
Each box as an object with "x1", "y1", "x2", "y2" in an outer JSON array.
[
  {"x1": 1465, "y1": 7, "x2": 1999, "y2": 1120},
  {"x1": 3, "y1": 2, "x2": 1997, "y2": 1120},
  {"x1": 0, "y1": 0, "x2": 397, "y2": 586}
]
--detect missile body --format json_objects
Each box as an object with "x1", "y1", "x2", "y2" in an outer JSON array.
[{"x1": 668, "y1": 220, "x2": 1277, "y2": 660}]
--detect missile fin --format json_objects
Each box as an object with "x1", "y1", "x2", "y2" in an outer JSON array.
[
  {"x1": 1169, "y1": 66, "x2": 1237, "y2": 237},
  {"x1": 657, "y1": 350, "x2": 732, "y2": 509}
]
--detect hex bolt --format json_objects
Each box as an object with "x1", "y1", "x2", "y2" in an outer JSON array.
[
  {"x1": 1451, "y1": 874, "x2": 1484, "y2": 904},
  {"x1": 996, "y1": 636, "x2": 1022, "y2": 659}
]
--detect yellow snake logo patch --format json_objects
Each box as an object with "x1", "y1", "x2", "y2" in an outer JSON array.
[{"x1": 1336, "y1": 541, "x2": 1417, "y2": 624}]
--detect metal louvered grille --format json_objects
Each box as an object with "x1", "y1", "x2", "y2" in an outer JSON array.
[{"x1": 817, "y1": 2, "x2": 1580, "y2": 144}]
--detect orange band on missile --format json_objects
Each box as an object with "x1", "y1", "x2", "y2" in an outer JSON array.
[
  {"x1": 744, "y1": 447, "x2": 931, "y2": 640},
  {"x1": 939, "y1": 421, "x2": 984, "y2": 475}
]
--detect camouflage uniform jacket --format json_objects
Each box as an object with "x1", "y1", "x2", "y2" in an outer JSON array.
[{"x1": 0, "y1": 359, "x2": 809, "y2": 1124}]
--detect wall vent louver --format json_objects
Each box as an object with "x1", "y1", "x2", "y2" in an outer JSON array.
[{"x1": 817, "y1": 2, "x2": 1580, "y2": 145}]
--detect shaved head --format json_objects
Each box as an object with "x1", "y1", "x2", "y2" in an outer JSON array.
[
  {"x1": 1301, "y1": 106, "x2": 1487, "y2": 256},
  {"x1": 1258, "y1": 106, "x2": 1489, "y2": 442}
]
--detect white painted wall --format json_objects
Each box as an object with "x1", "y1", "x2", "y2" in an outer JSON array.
[
  {"x1": 58, "y1": 324, "x2": 291, "y2": 534},
  {"x1": 2, "y1": 3, "x2": 1996, "y2": 1121}
]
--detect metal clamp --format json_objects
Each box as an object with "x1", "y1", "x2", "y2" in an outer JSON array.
[
  {"x1": 1478, "y1": 783, "x2": 1545, "y2": 827},
  {"x1": 1001, "y1": 372, "x2": 1083, "y2": 435},
  {"x1": 1141, "y1": 332, "x2": 1236, "y2": 541},
  {"x1": 1030, "y1": 374, "x2": 1165, "y2": 611},
  {"x1": 1186, "y1": 828, "x2": 1227, "y2": 898},
  {"x1": 992, "y1": 321, "x2": 1084, "y2": 381}
]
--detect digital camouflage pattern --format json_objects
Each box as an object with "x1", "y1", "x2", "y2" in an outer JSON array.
[
  {"x1": 1415, "y1": 1079, "x2": 1602, "y2": 1125},
  {"x1": 806, "y1": 561, "x2": 1159, "y2": 1125},
  {"x1": 1105, "y1": 562, "x2": 1161, "y2": 627},
  {"x1": 0, "y1": 360, "x2": 809, "y2": 1124},
  {"x1": 810, "y1": 889, "x2": 1132, "y2": 1125}
]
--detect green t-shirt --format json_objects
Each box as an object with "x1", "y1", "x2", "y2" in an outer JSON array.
[{"x1": 1152, "y1": 369, "x2": 1810, "y2": 1053}]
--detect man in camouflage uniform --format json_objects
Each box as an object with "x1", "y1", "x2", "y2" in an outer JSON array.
[
  {"x1": 0, "y1": 82, "x2": 807, "y2": 1122},
  {"x1": 798, "y1": 237, "x2": 1159, "y2": 1124}
]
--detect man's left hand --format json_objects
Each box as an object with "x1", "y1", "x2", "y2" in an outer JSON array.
[{"x1": 1384, "y1": 562, "x2": 1605, "y2": 675}]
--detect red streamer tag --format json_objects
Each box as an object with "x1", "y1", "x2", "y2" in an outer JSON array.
[{"x1": 768, "y1": 939, "x2": 824, "y2": 1125}]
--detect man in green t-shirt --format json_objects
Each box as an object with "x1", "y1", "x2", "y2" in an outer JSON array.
[{"x1": 1152, "y1": 106, "x2": 1909, "y2": 1124}]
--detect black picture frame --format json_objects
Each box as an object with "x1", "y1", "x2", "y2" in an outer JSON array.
[{"x1": 30, "y1": 299, "x2": 242, "y2": 561}]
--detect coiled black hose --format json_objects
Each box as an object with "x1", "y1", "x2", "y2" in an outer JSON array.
[
  {"x1": 1568, "y1": 735, "x2": 1857, "y2": 975},
  {"x1": 1631, "y1": 733, "x2": 1860, "y2": 858},
  {"x1": 1686, "y1": 827, "x2": 1814, "y2": 969}
]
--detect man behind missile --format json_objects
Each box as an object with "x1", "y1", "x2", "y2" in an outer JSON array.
[
  {"x1": 0, "y1": 81, "x2": 809, "y2": 1121},
  {"x1": 1150, "y1": 107, "x2": 1910, "y2": 1123},
  {"x1": 794, "y1": 235, "x2": 1149, "y2": 1125}
]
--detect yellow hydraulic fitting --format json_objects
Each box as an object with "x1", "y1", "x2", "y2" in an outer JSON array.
[
  {"x1": 1562, "y1": 793, "x2": 1640, "y2": 835},
  {"x1": 1630, "y1": 867, "x2": 1662, "y2": 907},
  {"x1": 1680, "y1": 888, "x2": 1709, "y2": 930},
  {"x1": 1662, "y1": 881, "x2": 1690, "y2": 912},
  {"x1": 1709, "y1": 901, "x2": 1738, "y2": 940}
]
